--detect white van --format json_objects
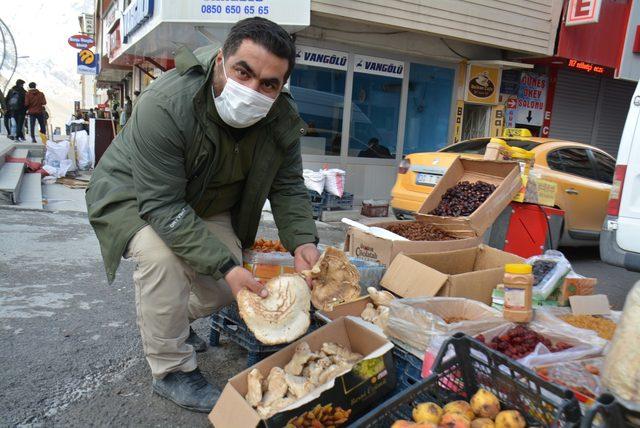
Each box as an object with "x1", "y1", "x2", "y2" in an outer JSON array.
[{"x1": 601, "y1": 82, "x2": 640, "y2": 271}]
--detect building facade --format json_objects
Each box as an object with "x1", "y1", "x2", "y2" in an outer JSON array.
[{"x1": 93, "y1": 0, "x2": 562, "y2": 200}]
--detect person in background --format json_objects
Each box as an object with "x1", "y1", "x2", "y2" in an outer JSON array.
[
  {"x1": 6, "y1": 79, "x2": 27, "y2": 141},
  {"x1": 120, "y1": 95, "x2": 132, "y2": 127},
  {"x1": 133, "y1": 90, "x2": 140, "y2": 103},
  {"x1": 88, "y1": 108, "x2": 96, "y2": 119},
  {"x1": 0, "y1": 88, "x2": 8, "y2": 137},
  {"x1": 358, "y1": 137, "x2": 393, "y2": 158},
  {"x1": 24, "y1": 82, "x2": 47, "y2": 143}
]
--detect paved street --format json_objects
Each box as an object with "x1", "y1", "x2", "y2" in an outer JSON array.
[{"x1": 0, "y1": 207, "x2": 344, "y2": 427}]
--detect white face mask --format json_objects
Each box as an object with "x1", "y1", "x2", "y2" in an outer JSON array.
[{"x1": 213, "y1": 55, "x2": 277, "y2": 128}]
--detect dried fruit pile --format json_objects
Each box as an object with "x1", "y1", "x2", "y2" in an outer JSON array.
[
  {"x1": 384, "y1": 221, "x2": 456, "y2": 241},
  {"x1": 532, "y1": 260, "x2": 556, "y2": 286},
  {"x1": 559, "y1": 314, "x2": 617, "y2": 340},
  {"x1": 287, "y1": 404, "x2": 351, "y2": 428},
  {"x1": 251, "y1": 238, "x2": 287, "y2": 253},
  {"x1": 476, "y1": 325, "x2": 573, "y2": 360},
  {"x1": 392, "y1": 388, "x2": 527, "y2": 428},
  {"x1": 429, "y1": 181, "x2": 496, "y2": 217}
]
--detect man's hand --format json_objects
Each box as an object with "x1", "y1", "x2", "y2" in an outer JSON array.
[
  {"x1": 294, "y1": 243, "x2": 321, "y2": 287},
  {"x1": 225, "y1": 266, "x2": 268, "y2": 298}
]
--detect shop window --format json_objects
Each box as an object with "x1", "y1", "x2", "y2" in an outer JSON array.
[
  {"x1": 349, "y1": 73, "x2": 400, "y2": 158},
  {"x1": 461, "y1": 104, "x2": 491, "y2": 141},
  {"x1": 547, "y1": 148, "x2": 597, "y2": 180},
  {"x1": 403, "y1": 63, "x2": 454, "y2": 155},
  {"x1": 289, "y1": 64, "x2": 346, "y2": 156}
]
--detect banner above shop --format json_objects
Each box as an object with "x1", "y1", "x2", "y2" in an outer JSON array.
[
  {"x1": 465, "y1": 64, "x2": 501, "y2": 104},
  {"x1": 162, "y1": 0, "x2": 310, "y2": 26},
  {"x1": 295, "y1": 46, "x2": 348, "y2": 71},
  {"x1": 354, "y1": 55, "x2": 404, "y2": 78}
]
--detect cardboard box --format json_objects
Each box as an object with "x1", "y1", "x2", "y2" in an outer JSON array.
[
  {"x1": 380, "y1": 245, "x2": 523, "y2": 305},
  {"x1": 316, "y1": 296, "x2": 373, "y2": 323},
  {"x1": 209, "y1": 317, "x2": 396, "y2": 428},
  {"x1": 416, "y1": 158, "x2": 521, "y2": 236},
  {"x1": 344, "y1": 219, "x2": 480, "y2": 266}
]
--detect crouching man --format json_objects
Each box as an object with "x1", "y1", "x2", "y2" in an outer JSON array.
[{"x1": 86, "y1": 17, "x2": 320, "y2": 412}]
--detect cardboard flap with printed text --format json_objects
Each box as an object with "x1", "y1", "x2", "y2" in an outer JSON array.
[
  {"x1": 416, "y1": 158, "x2": 521, "y2": 236},
  {"x1": 380, "y1": 254, "x2": 450, "y2": 297}
]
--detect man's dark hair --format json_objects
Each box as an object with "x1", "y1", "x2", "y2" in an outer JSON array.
[
  {"x1": 223, "y1": 17, "x2": 296, "y2": 81},
  {"x1": 133, "y1": 90, "x2": 140, "y2": 96},
  {"x1": 28, "y1": 82, "x2": 36, "y2": 89},
  {"x1": 16, "y1": 79, "x2": 25, "y2": 86}
]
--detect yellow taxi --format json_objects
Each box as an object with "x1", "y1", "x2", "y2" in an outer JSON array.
[{"x1": 391, "y1": 133, "x2": 615, "y2": 245}]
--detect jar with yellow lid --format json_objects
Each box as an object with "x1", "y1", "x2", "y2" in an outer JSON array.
[{"x1": 502, "y1": 263, "x2": 533, "y2": 323}]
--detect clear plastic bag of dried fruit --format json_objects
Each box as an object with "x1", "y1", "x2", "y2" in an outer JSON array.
[
  {"x1": 384, "y1": 297, "x2": 508, "y2": 359},
  {"x1": 526, "y1": 250, "x2": 572, "y2": 300},
  {"x1": 472, "y1": 321, "x2": 604, "y2": 368}
]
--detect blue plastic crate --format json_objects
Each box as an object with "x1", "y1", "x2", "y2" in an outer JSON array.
[
  {"x1": 209, "y1": 303, "x2": 318, "y2": 367},
  {"x1": 349, "y1": 256, "x2": 386, "y2": 293},
  {"x1": 392, "y1": 346, "x2": 423, "y2": 392},
  {"x1": 322, "y1": 192, "x2": 354, "y2": 211}
]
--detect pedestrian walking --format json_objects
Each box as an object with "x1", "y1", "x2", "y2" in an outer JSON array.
[
  {"x1": 0, "y1": 88, "x2": 8, "y2": 137},
  {"x1": 6, "y1": 79, "x2": 27, "y2": 141},
  {"x1": 24, "y1": 82, "x2": 47, "y2": 143},
  {"x1": 86, "y1": 17, "x2": 319, "y2": 413}
]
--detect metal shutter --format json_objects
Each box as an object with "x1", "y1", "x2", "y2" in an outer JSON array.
[
  {"x1": 549, "y1": 69, "x2": 600, "y2": 144},
  {"x1": 593, "y1": 78, "x2": 636, "y2": 157}
]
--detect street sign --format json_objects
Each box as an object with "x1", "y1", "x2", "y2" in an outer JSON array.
[
  {"x1": 77, "y1": 49, "x2": 100, "y2": 75},
  {"x1": 68, "y1": 34, "x2": 95, "y2": 49},
  {"x1": 515, "y1": 72, "x2": 547, "y2": 127}
]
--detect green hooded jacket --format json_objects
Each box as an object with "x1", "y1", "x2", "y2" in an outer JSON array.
[{"x1": 86, "y1": 45, "x2": 318, "y2": 284}]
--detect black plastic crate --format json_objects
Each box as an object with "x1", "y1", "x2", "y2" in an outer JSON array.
[
  {"x1": 322, "y1": 192, "x2": 354, "y2": 211},
  {"x1": 392, "y1": 346, "x2": 423, "y2": 391},
  {"x1": 350, "y1": 333, "x2": 582, "y2": 427},
  {"x1": 582, "y1": 393, "x2": 640, "y2": 427},
  {"x1": 209, "y1": 303, "x2": 317, "y2": 367},
  {"x1": 308, "y1": 190, "x2": 324, "y2": 220}
]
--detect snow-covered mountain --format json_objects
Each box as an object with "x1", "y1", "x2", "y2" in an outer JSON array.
[{"x1": 2, "y1": 0, "x2": 94, "y2": 131}]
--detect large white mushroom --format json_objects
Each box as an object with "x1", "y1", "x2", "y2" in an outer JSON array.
[
  {"x1": 237, "y1": 274, "x2": 311, "y2": 345},
  {"x1": 304, "y1": 247, "x2": 361, "y2": 311}
]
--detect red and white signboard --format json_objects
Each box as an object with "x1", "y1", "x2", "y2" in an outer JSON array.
[
  {"x1": 565, "y1": 0, "x2": 602, "y2": 26},
  {"x1": 68, "y1": 34, "x2": 95, "y2": 49},
  {"x1": 505, "y1": 96, "x2": 518, "y2": 128}
]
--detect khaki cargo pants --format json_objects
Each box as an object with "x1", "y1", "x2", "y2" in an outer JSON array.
[{"x1": 125, "y1": 212, "x2": 239, "y2": 379}]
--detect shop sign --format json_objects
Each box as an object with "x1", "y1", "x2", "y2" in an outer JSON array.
[
  {"x1": 68, "y1": 34, "x2": 95, "y2": 49},
  {"x1": 108, "y1": 24, "x2": 122, "y2": 59},
  {"x1": 295, "y1": 46, "x2": 347, "y2": 71},
  {"x1": 354, "y1": 55, "x2": 404, "y2": 78},
  {"x1": 104, "y1": 3, "x2": 119, "y2": 32},
  {"x1": 567, "y1": 58, "x2": 613, "y2": 76},
  {"x1": 163, "y1": 0, "x2": 309, "y2": 27},
  {"x1": 122, "y1": 0, "x2": 154, "y2": 43},
  {"x1": 465, "y1": 65, "x2": 500, "y2": 104},
  {"x1": 515, "y1": 72, "x2": 547, "y2": 127},
  {"x1": 82, "y1": 13, "x2": 95, "y2": 35},
  {"x1": 77, "y1": 49, "x2": 100, "y2": 76},
  {"x1": 505, "y1": 95, "x2": 518, "y2": 128},
  {"x1": 566, "y1": 0, "x2": 602, "y2": 26}
]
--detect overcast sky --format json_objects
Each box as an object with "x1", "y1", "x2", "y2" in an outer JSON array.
[{"x1": 2, "y1": 0, "x2": 94, "y2": 129}]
